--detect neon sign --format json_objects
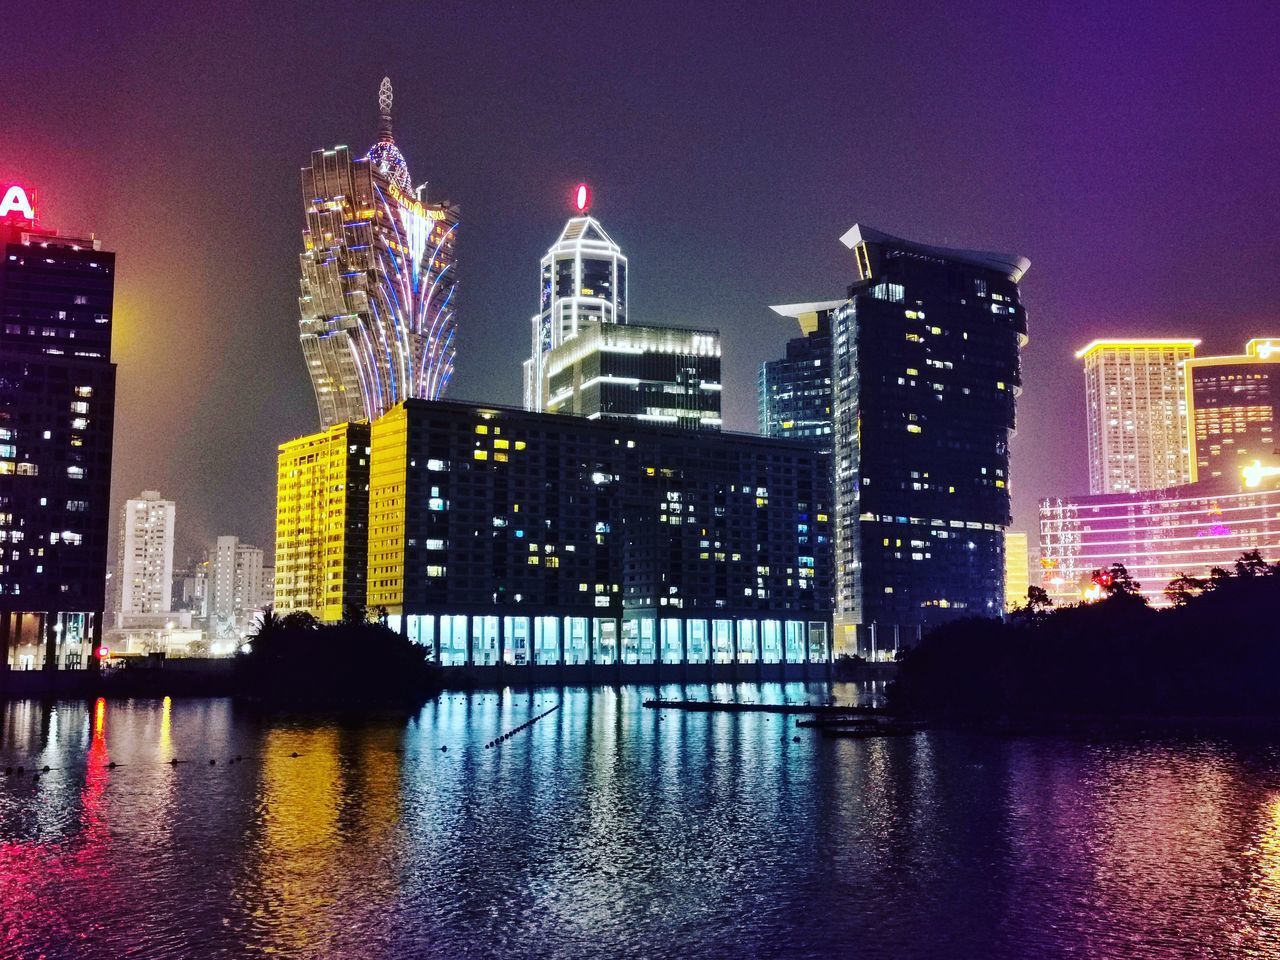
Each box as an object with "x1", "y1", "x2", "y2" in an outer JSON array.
[{"x1": 0, "y1": 184, "x2": 36, "y2": 222}]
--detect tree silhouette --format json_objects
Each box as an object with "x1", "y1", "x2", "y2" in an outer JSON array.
[{"x1": 1164, "y1": 572, "x2": 1207, "y2": 607}]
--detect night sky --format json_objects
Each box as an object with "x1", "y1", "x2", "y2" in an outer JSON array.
[{"x1": 5, "y1": 0, "x2": 1279, "y2": 564}]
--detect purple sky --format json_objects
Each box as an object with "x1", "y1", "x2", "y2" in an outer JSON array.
[{"x1": 4, "y1": 0, "x2": 1279, "y2": 562}]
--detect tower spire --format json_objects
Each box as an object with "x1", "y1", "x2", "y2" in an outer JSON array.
[{"x1": 377, "y1": 76, "x2": 394, "y2": 142}]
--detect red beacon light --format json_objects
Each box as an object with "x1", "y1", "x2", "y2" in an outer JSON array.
[{"x1": 573, "y1": 183, "x2": 590, "y2": 213}]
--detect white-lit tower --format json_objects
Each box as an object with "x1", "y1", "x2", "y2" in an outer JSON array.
[{"x1": 523, "y1": 185, "x2": 628, "y2": 411}]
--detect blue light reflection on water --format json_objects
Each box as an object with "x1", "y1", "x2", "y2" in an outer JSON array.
[{"x1": 2, "y1": 684, "x2": 1280, "y2": 959}]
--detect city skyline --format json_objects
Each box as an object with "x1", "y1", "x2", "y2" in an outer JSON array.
[{"x1": 5, "y1": 1, "x2": 1280, "y2": 554}]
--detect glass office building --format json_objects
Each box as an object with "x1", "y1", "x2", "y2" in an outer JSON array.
[
  {"x1": 540, "y1": 320, "x2": 721, "y2": 429},
  {"x1": 523, "y1": 206, "x2": 721, "y2": 430},
  {"x1": 523, "y1": 213, "x2": 627, "y2": 412},
  {"x1": 828, "y1": 225, "x2": 1030, "y2": 657},
  {"x1": 760, "y1": 301, "x2": 838, "y2": 450},
  {"x1": 0, "y1": 188, "x2": 117, "y2": 670},
  {"x1": 366, "y1": 399, "x2": 833, "y2": 677},
  {"x1": 299, "y1": 77, "x2": 459, "y2": 428}
]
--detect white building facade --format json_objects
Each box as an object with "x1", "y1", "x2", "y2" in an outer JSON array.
[
  {"x1": 115, "y1": 491, "x2": 176, "y2": 626},
  {"x1": 207, "y1": 536, "x2": 267, "y2": 638}
]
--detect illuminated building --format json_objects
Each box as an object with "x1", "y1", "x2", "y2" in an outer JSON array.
[
  {"x1": 538, "y1": 321, "x2": 721, "y2": 428},
  {"x1": 1004, "y1": 530, "x2": 1030, "y2": 611},
  {"x1": 206, "y1": 536, "x2": 267, "y2": 638},
  {"x1": 816, "y1": 225, "x2": 1029, "y2": 657},
  {"x1": 1039, "y1": 469, "x2": 1280, "y2": 607},
  {"x1": 1076, "y1": 338, "x2": 1198, "y2": 494},
  {"x1": 115, "y1": 491, "x2": 176, "y2": 627},
  {"x1": 761, "y1": 302, "x2": 838, "y2": 450},
  {"x1": 523, "y1": 187, "x2": 721, "y2": 429},
  {"x1": 0, "y1": 183, "x2": 116, "y2": 670},
  {"x1": 366, "y1": 399, "x2": 832, "y2": 676},
  {"x1": 1184, "y1": 338, "x2": 1280, "y2": 483},
  {"x1": 273, "y1": 422, "x2": 370, "y2": 622},
  {"x1": 299, "y1": 77, "x2": 459, "y2": 429}
]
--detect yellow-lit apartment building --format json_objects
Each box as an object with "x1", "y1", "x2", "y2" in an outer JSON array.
[
  {"x1": 1004, "y1": 530, "x2": 1029, "y2": 611},
  {"x1": 273, "y1": 422, "x2": 371, "y2": 622}
]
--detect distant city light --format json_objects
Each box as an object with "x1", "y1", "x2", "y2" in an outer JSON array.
[{"x1": 1243, "y1": 460, "x2": 1280, "y2": 488}]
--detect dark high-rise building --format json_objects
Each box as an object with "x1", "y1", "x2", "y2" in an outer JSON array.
[
  {"x1": 0, "y1": 183, "x2": 117, "y2": 670},
  {"x1": 366, "y1": 398, "x2": 832, "y2": 674},
  {"x1": 823, "y1": 225, "x2": 1029, "y2": 657},
  {"x1": 760, "y1": 302, "x2": 838, "y2": 450}
]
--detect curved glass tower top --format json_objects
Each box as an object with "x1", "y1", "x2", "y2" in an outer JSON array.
[{"x1": 298, "y1": 77, "x2": 459, "y2": 428}]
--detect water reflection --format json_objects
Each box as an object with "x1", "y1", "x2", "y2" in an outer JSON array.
[{"x1": 2, "y1": 687, "x2": 1280, "y2": 958}]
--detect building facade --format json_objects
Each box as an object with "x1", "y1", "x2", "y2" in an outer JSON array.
[
  {"x1": 274, "y1": 422, "x2": 371, "y2": 622},
  {"x1": 761, "y1": 302, "x2": 838, "y2": 449},
  {"x1": 0, "y1": 185, "x2": 117, "y2": 670},
  {"x1": 1077, "y1": 339, "x2": 1198, "y2": 494},
  {"x1": 299, "y1": 77, "x2": 459, "y2": 428},
  {"x1": 115, "y1": 490, "x2": 175, "y2": 625},
  {"x1": 206, "y1": 536, "x2": 266, "y2": 638},
  {"x1": 523, "y1": 211, "x2": 627, "y2": 412},
  {"x1": 522, "y1": 199, "x2": 721, "y2": 430},
  {"x1": 1184, "y1": 338, "x2": 1280, "y2": 484},
  {"x1": 538, "y1": 320, "x2": 721, "y2": 428},
  {"x1": 825, "y1": 225, "x2": 1029, "y2": 657},
  {"x1": 1039, "y1": 471, "x2": 1280, "y2": 607},
  {"x1": 1004, "y1": 530, "x2": 1030, "y2": 611},
  {"x1": 366, "y1": 399, "x2": 833, "y2": 672}
]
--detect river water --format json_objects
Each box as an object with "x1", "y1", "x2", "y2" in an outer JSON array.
[{"x1": 2, "y1": 683, "x2": 1280, "y2": 959}]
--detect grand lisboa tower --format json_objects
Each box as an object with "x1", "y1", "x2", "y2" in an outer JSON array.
[{"x1": 298, "y1": 77, "x2": 459, "y2": 427}]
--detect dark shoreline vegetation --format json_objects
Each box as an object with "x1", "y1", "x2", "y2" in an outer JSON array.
[
  {"x1": 889, "y1": 552, "x2": 1280, "y2": 724},
  {"x1": 236, "y1": 608, "x2": 443, "y2": 706}
]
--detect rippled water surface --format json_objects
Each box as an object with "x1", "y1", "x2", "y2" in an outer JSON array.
[{"x1": 4, "y1": 683, "x2": 1280, "y2": 959}]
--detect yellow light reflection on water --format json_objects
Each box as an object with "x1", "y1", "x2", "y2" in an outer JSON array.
[{"x1": 159, "y1": 695, "x2": 172, "y2": 756}]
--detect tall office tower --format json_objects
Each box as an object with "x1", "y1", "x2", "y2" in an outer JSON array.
[
  {"x1": 206, "y1": 536, "x2": 266, "y2": 637},
  {"x1": 0, "y1": 182, "x2": 117, "y2": 671},
  {"x1": 274, "y1": 421, "x2": 371, "y2": 621},
  {"x1": 823, "y1": 225, "x2": 1029, "y2": 658},
  {"x1": 1077, "y1": 339, "x2": 1198, "y2": 494},
  {"x1": 761, "y1": 302, "x2": 838, "y2": 449},
  {"x1": 298, "y1": 77, "x2": 459, "y2": 428},
  {"x1": 1003, "y1": 530, "x2": 1030, "y2": 612},
  {"x1": 523, "y1": 188, "x2": 627, "y2": 411},
  {"x1": 1184, "y1": 338, "x2": 1280, "y2": 483},
  {"x1": 523, "y1": 187, "x2": 721, "y2": 428},
  {"x1": 115, "y1": 491, "x2": 176, "y2": 625},
  {"x1": 366, "y1": 399, "x2": 832, "y2": 671}
]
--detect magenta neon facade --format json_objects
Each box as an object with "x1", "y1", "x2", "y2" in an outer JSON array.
[
  {"x1": 298, "y1": 77, "x2": 458, "y2": 428},
  {"x1": 1039, "y1": 475, "x2": 1280, "y2": 606}
]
